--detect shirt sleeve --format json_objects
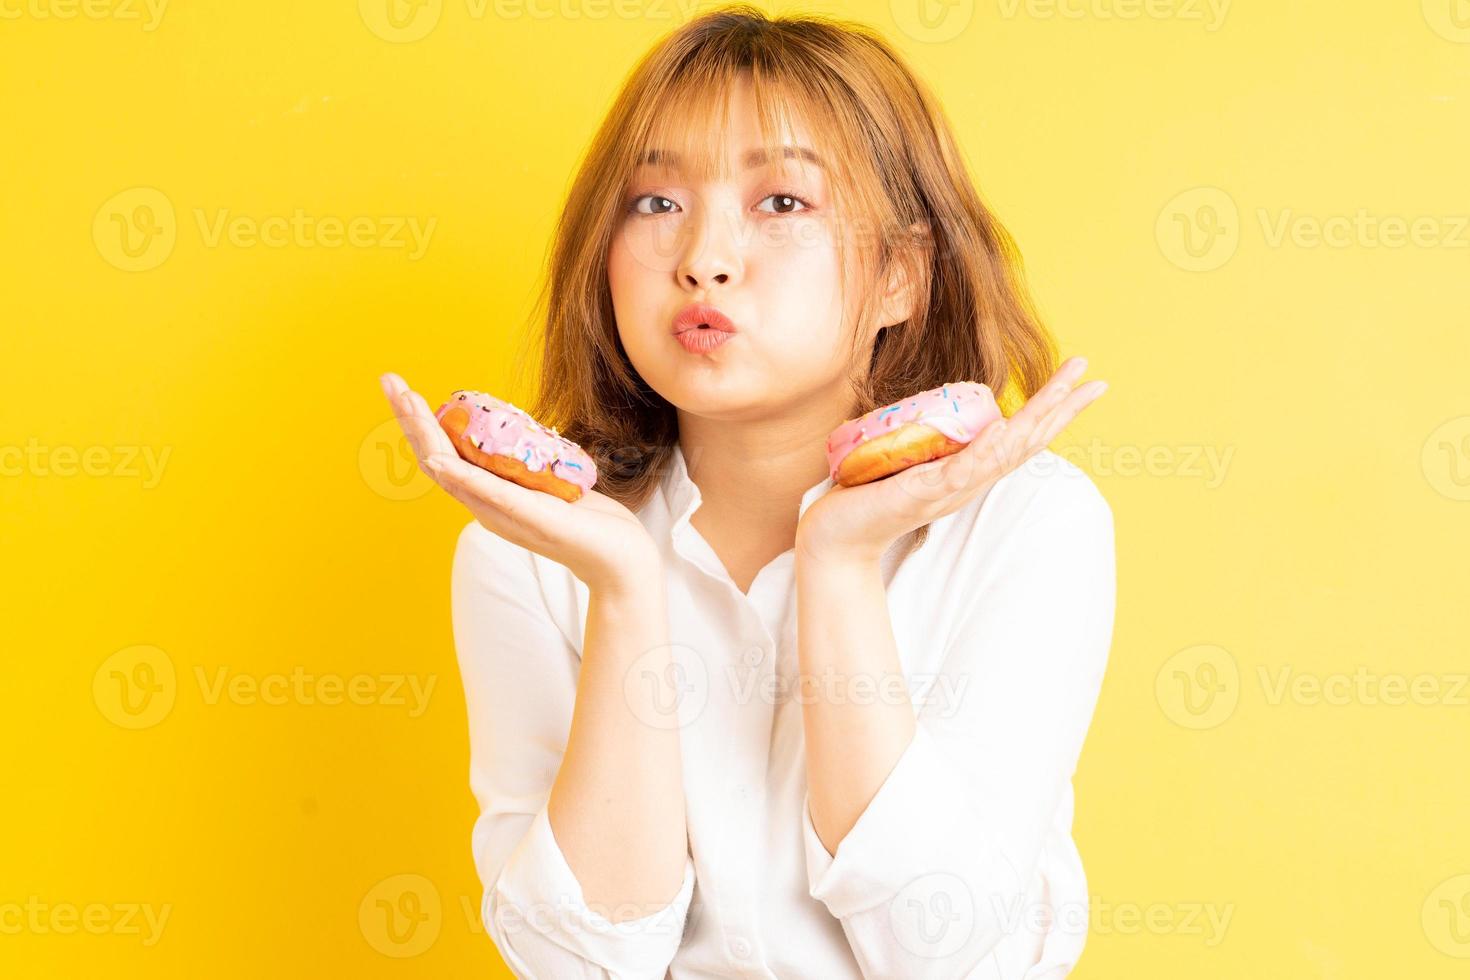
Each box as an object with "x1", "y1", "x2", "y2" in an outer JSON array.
[
  {"x1": 450, "y1": 519, "x2": 697, "y2": 979},
  {"x1": 799, "y1": 467, "x2": 1116, "y2": 978}
]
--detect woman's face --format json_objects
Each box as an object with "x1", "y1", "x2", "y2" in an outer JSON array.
[{"x1": 607, "y1": 77, "x2": 871, "y2": 422}]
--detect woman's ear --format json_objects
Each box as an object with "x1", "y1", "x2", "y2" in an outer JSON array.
[{"x1": 876, "y1": 221, "x2": 931, "y2": 330}]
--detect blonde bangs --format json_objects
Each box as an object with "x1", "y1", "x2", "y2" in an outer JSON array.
[{"x1": 623, "y1": 43, "x2": 873, "y2": 223}]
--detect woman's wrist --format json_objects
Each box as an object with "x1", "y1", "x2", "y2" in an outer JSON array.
[
  {"x1": 584, "y1": 550, "x2": 664, "y2": 601},
  {"x1": 795, "y1": 524, "x2": 889, "y2": 569}
]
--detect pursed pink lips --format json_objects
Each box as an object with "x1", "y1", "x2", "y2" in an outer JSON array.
[{"x1": 672, "y1": 303, "x2": 737, "y2": 354}]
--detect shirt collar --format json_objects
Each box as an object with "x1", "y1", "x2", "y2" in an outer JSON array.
[{"x1": 661, "y1": 441, "x2": 837, "y2": 531}]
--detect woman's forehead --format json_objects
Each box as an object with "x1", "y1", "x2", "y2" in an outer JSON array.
[
  {"x1": 636, "y1": 78, "x2": 834, "y2": 177},
  {"x1": 633, "y1": 143, "x2": 828, "y2": 177}
]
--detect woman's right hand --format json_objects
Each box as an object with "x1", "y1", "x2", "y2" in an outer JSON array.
[{"x1": 380, "y1": 372, "x2": 661, "y2": 593}]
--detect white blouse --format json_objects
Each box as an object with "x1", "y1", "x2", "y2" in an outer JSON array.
[{"x1": 450, "y1": 442, "x2": 1116, "y2": 979}]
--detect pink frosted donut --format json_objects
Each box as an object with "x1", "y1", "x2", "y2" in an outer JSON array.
[
  {"x1": 825, "y1": 381, "x2": 1001, "y2": 487},
  {"x1": 434, "y1": 390, "x2": 597, "y2": 502}
]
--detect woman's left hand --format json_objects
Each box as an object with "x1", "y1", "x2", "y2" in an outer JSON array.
[{"x1": 795, "y1": 356, "x2": 1109, "y2": 565}]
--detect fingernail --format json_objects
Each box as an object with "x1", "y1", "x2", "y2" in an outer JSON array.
[{"x1": 1094, "y1": 382, "x2": 1108, "y2": 397}]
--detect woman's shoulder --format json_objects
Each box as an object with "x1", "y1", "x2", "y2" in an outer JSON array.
[
  {"x1": 933, "y1": 447, "x2": 1114, "y2": 568},
  {"x1": 452, "y1": 519, "x2": 536, "y2": 579},
  {"x1": 451, "y1": 519, "x2": 588, "y2": 654},
  {"x1": 986, "y1": 447, "x2": 1113, "y2": 530}
]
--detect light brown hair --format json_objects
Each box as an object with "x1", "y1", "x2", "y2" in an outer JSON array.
[{"x1": 514, "y1": 4, "x2": 1058, "y2": 556}]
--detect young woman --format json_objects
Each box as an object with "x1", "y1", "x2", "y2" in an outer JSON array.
[{"x1": 381, "y1": 6, "x2": 1114, "y2": 978}]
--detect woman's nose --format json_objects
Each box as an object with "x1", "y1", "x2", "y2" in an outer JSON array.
[{"x1": 676, "y1": 206, "x2": 741, "y2": 290}]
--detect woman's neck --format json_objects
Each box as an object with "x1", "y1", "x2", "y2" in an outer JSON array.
[{"x1": 676, "y1": 404, "x2": 841, "y2": 590}]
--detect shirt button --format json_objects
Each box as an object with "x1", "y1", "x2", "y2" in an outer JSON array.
[
  {"x1": 741, "y1": 645, "x2": 765, "y2": 667},
  {"x1": 730, "y1": 936, "x2": 752, "y2": 958}
]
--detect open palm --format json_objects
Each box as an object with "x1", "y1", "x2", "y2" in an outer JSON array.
[
  {"x1": 379, "y1": 372, "x2": 659, "y2": 590},
  {"x1": 798, "y1": 356, "x2": 1108, "y2": 564}
]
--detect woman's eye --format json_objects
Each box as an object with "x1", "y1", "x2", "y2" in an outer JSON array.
[
  {"x1": 757, "y1": 193, "x2": 809, "y2": 215},
  {"x1": 629, "y1": 192, "x2": 810, "y2": 215},
  {"x1": 631, "y1": 194, "x2": 680, "y2": 215}
]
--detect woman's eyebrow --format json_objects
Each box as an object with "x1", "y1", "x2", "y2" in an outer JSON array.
[{"x1": 636, "y1": 145, "x2": 826, "y2": 172}]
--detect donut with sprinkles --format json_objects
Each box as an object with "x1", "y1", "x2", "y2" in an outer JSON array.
[
  {"x1": 434, "y1": 390, "x2": 597, "y2": 502},
  {"x1": 825, "y1": 381, "x2": 1001, "y2": 487}
]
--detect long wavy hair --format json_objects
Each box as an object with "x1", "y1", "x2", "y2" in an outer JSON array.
[{"x1": 512, "y1": 4, "x2": 1057, "y2": 557}]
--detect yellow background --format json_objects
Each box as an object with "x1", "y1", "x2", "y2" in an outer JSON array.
[{"x1": 3, "y1": 0, "x2": 1468, "y2": 976}]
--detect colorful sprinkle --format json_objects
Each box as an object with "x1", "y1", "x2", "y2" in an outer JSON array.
[
  {"x1": 825, "y1": 381, "x2": 999, "y2": 483},
  {"x1": 433, "y1": 389, "x2": 597, "y2": 491}
]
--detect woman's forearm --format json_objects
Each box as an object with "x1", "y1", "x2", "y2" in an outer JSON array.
[
  {"x1": 796, "y1": 552, "x2": 917, "y2": 856},
  {"x1": 546, "y1": 566, "x2": 689, "y2": 921}
]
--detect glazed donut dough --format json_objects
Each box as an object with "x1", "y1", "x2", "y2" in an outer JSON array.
[
  {"x1": 434, "y1": 390, "x2": 597, "y2": 502},
  {"x1": 826, "y1": 381, "x2": 1001, "y2": 487}
]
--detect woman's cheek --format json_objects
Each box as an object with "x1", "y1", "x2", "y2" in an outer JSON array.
[
  {"x1": 762, "y1": 213, "x2": 830, "y2": 257},
  {"x1": 769, "y1": 219, "x2": 844, "y2": 318},
  {"x1": 607, "y1": 246, "x2": 656, "y2": 359},
  {"x1": 613, "y1": 217, "x2": 687, "y2": 279}
]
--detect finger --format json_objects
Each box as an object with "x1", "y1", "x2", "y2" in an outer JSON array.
[
  {"x1": 379, "y1": 372, "x2": 408, "y2": 401},
  {"x1": 427, "y1": 449, "x2": 546, "y2": 524},
  {"x1": 385, "y1": 381, "x2": 416, "y2": 428},
  {"x1": 387, "y1": 393, "x2": 435, "y2": 464},
  {"x1": 1004, "y1": 356, "x2": 1088, "y2": 444},
  {"x1": 381, "y1": 375, "x2": 419, "y2": 437},
  {"x1": 402, "y1": 390, "x2": 457, "y2": 457},
  {"x1": 1027, "y1": 379, "x2": 1108, "y2": 454},
  {"x1": 934, "y1": 415, "x2": 1012, "y2": 491},
  {"x1": 974, "y1": 415, "x2": 1017, "y2": 469},
  {"x1": 892, "y1": 442, "x2": 971, "y2": 502},
  {"x1": 390, "y1": 388, "x2": 452, "y2": 469},
  {"x1": 977, "y1": 416, "x2": 1037, "y2": 480}
]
